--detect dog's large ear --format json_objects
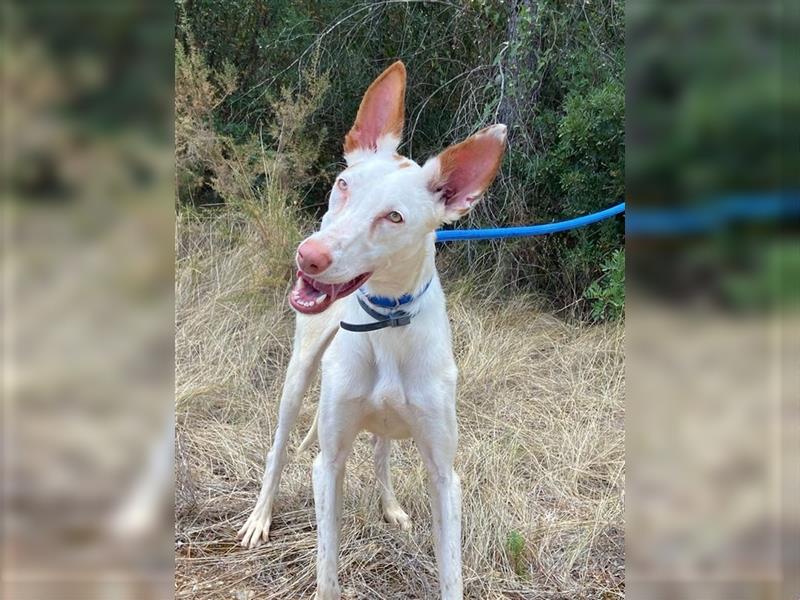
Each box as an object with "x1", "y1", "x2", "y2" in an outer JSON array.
[
  {"x1": 423, "y1": 124, "x2": 507, "y2": 222},
  {"x1": 344, "y1": 61, "x2": 406, "y2": 162}
]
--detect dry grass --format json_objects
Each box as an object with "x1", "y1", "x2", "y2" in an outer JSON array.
[{"x1": 175, "y1": 213, "x2": 625, "y2": 599}]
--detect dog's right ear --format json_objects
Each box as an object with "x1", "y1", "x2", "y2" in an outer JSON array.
[{"x1": 344, "y1": 61, "x2": 406, "y2": 163}]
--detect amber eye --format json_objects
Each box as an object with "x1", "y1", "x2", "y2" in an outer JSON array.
[
  {"x1": 386, "y1": 211, "x2": 404, "y2": 224},
  {"x1": 336, "y1": 178, "x2": 348, "y2": 191}
]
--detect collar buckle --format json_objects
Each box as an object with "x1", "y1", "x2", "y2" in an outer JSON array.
[{"x1": 388, "y1": 314, "x2": 411, "y2": 327}]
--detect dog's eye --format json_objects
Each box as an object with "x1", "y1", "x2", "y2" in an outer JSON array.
[
  {"x1": 386, "y1": 211, "x2": 404, "y2": 224},
  {"x1": 336, "y1": 178, "x2": 348, "y2": 191}
]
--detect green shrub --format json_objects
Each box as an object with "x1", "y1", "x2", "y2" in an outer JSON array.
[
  {"x1": 175, "y1": 22, "x2": 330, "y2": 291},
  {"x1": 505, "y1": 529, "x2": 527, "y2": 577},
  {"x1": 584, "y1": 249, "x2": 625, "y2": 321}
]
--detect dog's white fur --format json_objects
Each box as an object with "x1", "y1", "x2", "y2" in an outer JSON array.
[{"x1": 237, "y1": 61, "x2": 506, "y2": 600}]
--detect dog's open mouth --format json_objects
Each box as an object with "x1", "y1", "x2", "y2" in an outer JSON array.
[{"x1": 289, "y1": 270, "x2": 371, "y2": 314}]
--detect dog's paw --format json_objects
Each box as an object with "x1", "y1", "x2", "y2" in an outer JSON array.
[
  {"x1": 382, "y1": 504, "x2": 412, "y2": 531},
  {"x1": 314, "y1": 587, "x2": 341, "y2": 600},
  {"x1": 237, "y1": 505, "x2": 273, "y2": 549}
]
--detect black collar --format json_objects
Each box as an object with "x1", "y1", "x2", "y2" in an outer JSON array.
[{"x1": 340, "y1": 296, "x2": 413, "y2": 333}]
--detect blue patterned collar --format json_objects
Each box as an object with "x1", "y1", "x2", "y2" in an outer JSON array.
[{"x1": 358, "y1": 279, "x2": 432, "y2": 310}]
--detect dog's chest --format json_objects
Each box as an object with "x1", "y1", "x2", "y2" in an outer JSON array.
[{"x1": 360, "y1": 342, "x2": 414, "y2": 439}]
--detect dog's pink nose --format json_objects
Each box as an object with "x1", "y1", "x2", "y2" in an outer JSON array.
[{"x1": 296, "y1": 239, "x2": 332, "y2": 275}]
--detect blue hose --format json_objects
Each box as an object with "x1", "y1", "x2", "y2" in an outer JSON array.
[{"x1": 435, "y1": 202, "x2": 625, "y2": 242}]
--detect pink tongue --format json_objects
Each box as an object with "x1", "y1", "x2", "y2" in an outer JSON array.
[
  {"x1": 300, "y1": 273, "x2": 346, "y2": 300},
  {"x1": 300, "y1": 282, "x2": 326, "y2": 303}
]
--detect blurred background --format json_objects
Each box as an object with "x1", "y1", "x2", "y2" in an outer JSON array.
[
  {"x1": 627, "y1": 0, "x2": 798, "y2": 598},
  {"x1": 3, "y1": 1, "x2": 175, "y2": 599}
]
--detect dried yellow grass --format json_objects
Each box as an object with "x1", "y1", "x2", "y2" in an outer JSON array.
[{"x1": 175, "y1": 214, "x2": 624, "y2": 599}]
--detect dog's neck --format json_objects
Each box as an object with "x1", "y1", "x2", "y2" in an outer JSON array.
[{"x1": 361, "y1": 232, "x2": 436, "y2": 301}]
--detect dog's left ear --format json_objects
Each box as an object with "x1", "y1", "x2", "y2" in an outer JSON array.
[
  {"x1": 423, "y1": 124, "x2": 507, "y2": 222},
  {"x1": 344, "y1": 61, "x2": 406, "y2": 162}
]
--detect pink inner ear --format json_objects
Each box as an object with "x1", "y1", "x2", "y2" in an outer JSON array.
[
  {"x1": 344, "y1": 62, "x2": 406, "y2": 155},
  {"x1": 353, "y1": 86, "x2": 398, "y2": 151},
  {"x1": 435, "y1": 128, "x2": 506, "y2": 211}
]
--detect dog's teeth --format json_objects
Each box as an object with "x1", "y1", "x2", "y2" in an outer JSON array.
[{"x1": 314, "y1": 294, "x2": 328, "y2": 305}]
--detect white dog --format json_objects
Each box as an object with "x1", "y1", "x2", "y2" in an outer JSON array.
[{"x1": 238, "y1": 61, "x2": 506, "y2": 600}]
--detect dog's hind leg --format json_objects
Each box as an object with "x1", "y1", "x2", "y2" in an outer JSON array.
[
  {"x1": 238, "y1": 312, "x2": 338, "y2": 548},
  {"x1": 372, "y1": 435, "x2": 411, "y2": 530}
]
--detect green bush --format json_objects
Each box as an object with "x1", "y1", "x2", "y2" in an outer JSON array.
[
  {"x1": 505, "y1": 530, "x2": 527, "y2": 577},
  {"x1": 175, "y1": 25, "x2": 331, "y2": 290},
  {"x1": 584, "y1": 249, "x2": 625, "y2": 321}
]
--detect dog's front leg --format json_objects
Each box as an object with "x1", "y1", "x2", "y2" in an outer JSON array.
[
  {"x1": 313, "y1": 398, "x2": 361, "y2": 600},
  {"x1": 238, "y1": 314, "x2": 338, "y2": 548},
  {"x1": 411, "y1": 397, "x2": 463, "y2": 600},
  {"x1": 428, "y1": 462, "x2": 462, "y2": 600}
]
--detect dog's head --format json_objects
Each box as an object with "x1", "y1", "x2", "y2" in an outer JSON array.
[{"x1": 290, "y1": 61, "x2": 507, "y2": 314}]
